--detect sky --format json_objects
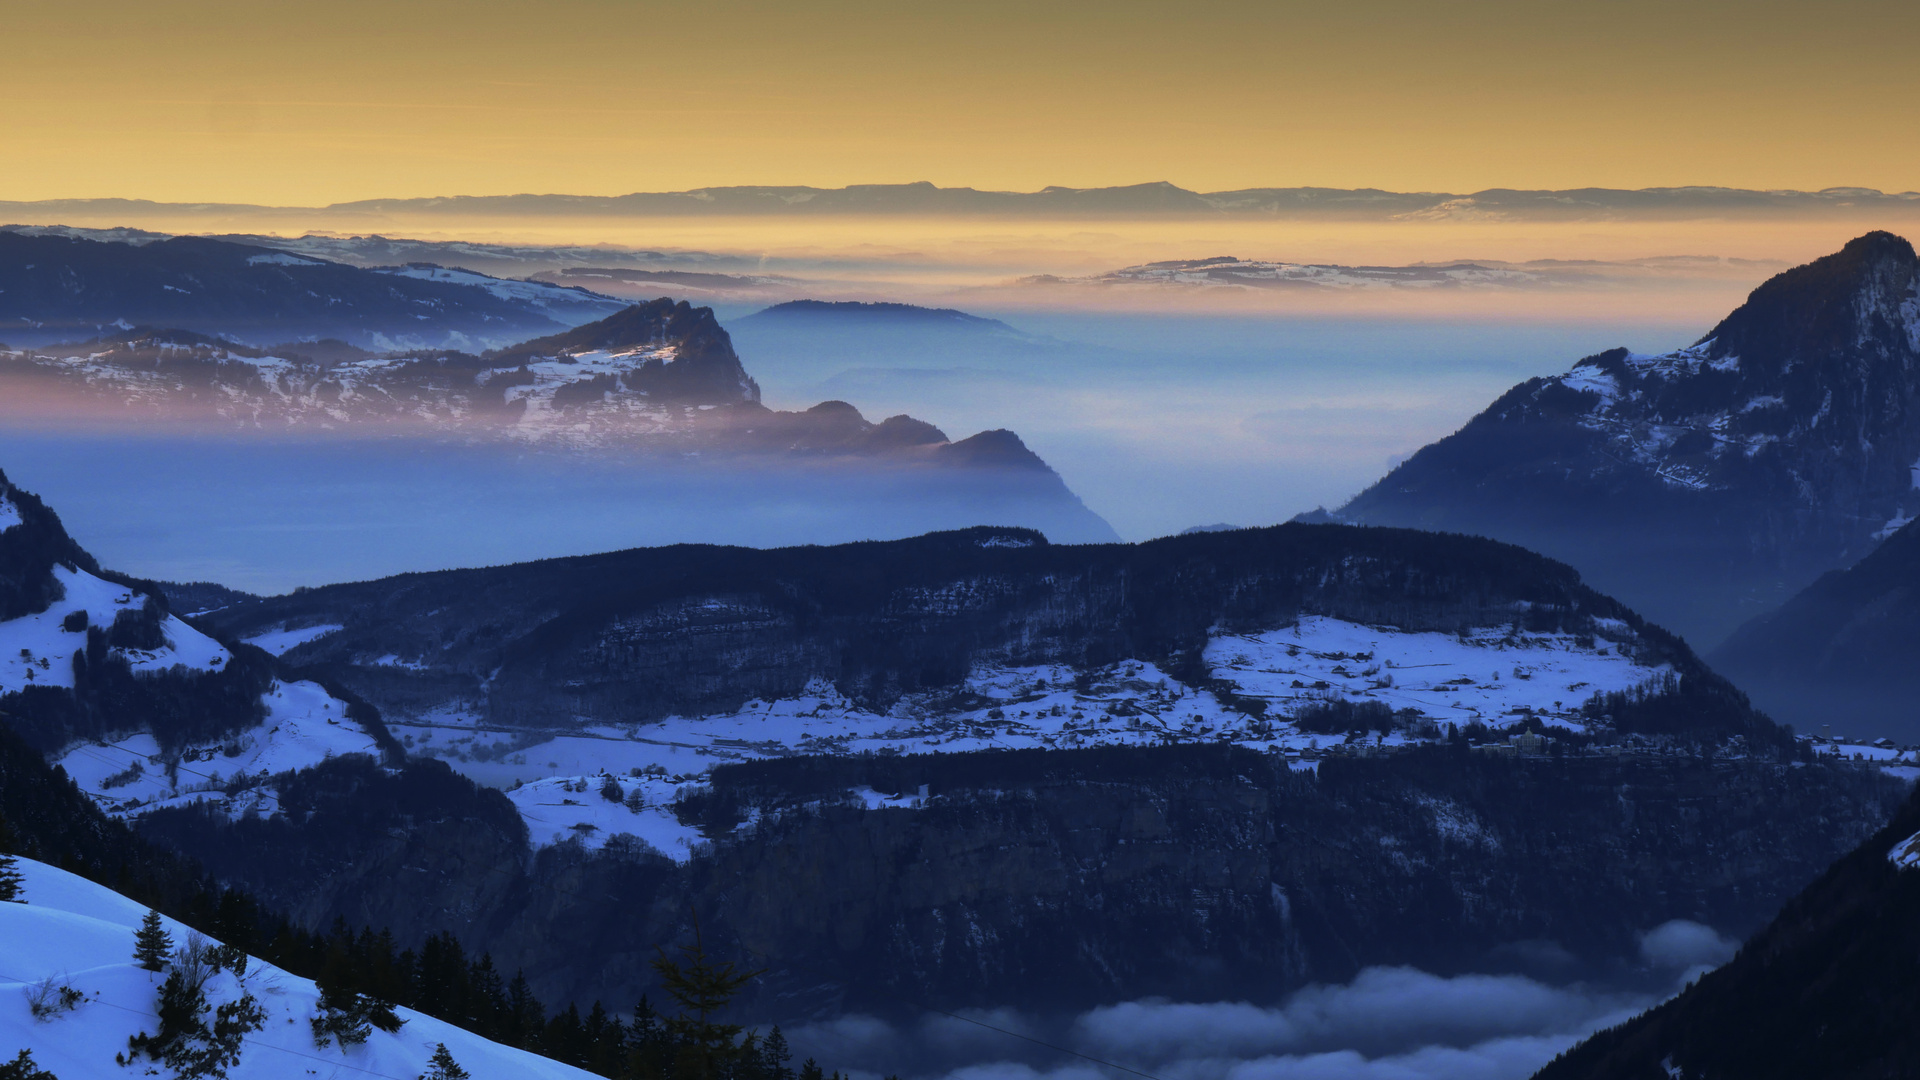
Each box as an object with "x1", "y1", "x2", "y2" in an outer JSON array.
[{"x1": 5, "y1": 0, "x2": 1917, "y2": 205}]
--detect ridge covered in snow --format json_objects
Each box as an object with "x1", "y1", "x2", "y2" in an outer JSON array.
[
  {"x1": 0, "y1": 858, "x2": 596, "y2": 1079},
  {"x1": 392, "y1": 614, "x2": 1679, "y2": 861}
]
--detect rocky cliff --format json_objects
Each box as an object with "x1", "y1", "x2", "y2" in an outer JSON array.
[{"x1": 1339, "y1": 231, "x2": 1920, "y2": 647}]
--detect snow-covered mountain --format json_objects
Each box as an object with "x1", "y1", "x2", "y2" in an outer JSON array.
[
  {"x1": 0, "y1": 229, "x2": 625, "y2": 350},
  {"x1": 0, "y1": 300, "x2": 1108, "y2": 482},
  {"x1": 1024, "y1": 255, "x2": 1552, "y2": 292},
  {"x1": 0, "y1": 467, "x2": 388, "y2": 809},
  {"x1": 0, "y1": 857, "x2": 595, "y2": 1080},
  {"x1": 185, "y1": 522, "x2": 1836, "y2": 859},
  {"x1": 1338, "y1": 231, "x2": 1920, "y2": 646}
]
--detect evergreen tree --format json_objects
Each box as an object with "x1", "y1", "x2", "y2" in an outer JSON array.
[
  {"x1": 0, "y1": 1049, "x2": 57, "y2": 1080},
  {"x1": 651, "y1": 914, "x2": 765, "y2": 1080},
  {"x1": 420, "y1": 1043, "x2": 470, "y2": 1080},
  {"x1": 760, "y1": 1026, "x2": 795, "y2": 1080},
  {"x1": 0, "y1": 851, "x2": 23, "y2": 903},
  {"x1": 134, "y1": 908, "x2": 174, "y2": 971}
]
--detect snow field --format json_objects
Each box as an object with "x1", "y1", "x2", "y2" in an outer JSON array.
[
  {"x1": 502, "y1": 774, "x2": 707, "y2": 860},
  {"x1": 1207, "y1": 616, "x2": 1668, "y2": 732},
  {"x1": 241, "y1": 623, "x2": 344, "y2": 656},
  {"x1": 404, "y1": 617, "x2": 1679, "y2": 858},
  {"x1": 374, "y1": 264, "x2": 625, "y2": 319},
  {"x1": 0, "y1": 858, "x2": 599, "y2": 1080},
  {"x1": 0, "y1": 566, "x2": 232, "y2": 696},
  {"x1": 55, "y1": 680, "x2": 385, "y2": 820}
]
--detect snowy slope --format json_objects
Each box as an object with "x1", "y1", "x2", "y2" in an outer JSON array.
[
  {"x1": 397, "y1": 615, "x2": 1678, "y2": 860},
  {"x1": 0, "y1": 858, "x2": 598, "y2": 1080},
  {"x1": 0, "y1": 565, "x2": 231, "y2": 695},
  {"x1": 371, "y1": 264, "x2": 627, "y2": 323},
  {"x1": 241, "y1": 623, "x2": 344, "y2": 656},
  {"x1": 55, "y1": 680, "x2": 385, "y2": 819},
  {"x1": 0, "y1": 565, "x2": 383, "y2": 820}
]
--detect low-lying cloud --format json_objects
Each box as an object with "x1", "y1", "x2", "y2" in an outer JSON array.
[{"x1": 783, "y1": 942, "x2": 1739, "y2": 1080}]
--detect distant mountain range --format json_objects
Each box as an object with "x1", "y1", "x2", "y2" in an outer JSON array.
[
  {"x1": 1334, "y1": 231, "x2": 1920, "y2": 649},
  {"x1": 739, "y1": 299, "x2": 1020, "y2": 333},
  {"x1": 5, "y1": 182, "x2": 1919, "y2": 222},
  {"x1": 0, "y1": 229, "x2": 628, "y2": 349},
  {"x1": 1017, "y1": 253, "x2": 1783, "y2": 294}
]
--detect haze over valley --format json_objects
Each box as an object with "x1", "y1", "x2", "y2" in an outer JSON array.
[{"x1": 5, "y1": 3, "x2": 1920, "y2": 1078}]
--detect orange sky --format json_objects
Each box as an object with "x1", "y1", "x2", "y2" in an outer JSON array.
[{"x1": 3, "y1": 0, "x2": 1916, "y2": 205}]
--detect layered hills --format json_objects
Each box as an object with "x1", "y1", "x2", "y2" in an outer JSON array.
[
  {"x1": 10, "y1": 182, "x2": 1920, "y2": 223},
  {"x1": 0, "y1": 229, "x2": 627, "y2": 349},
  {"x1": 0, "y1": 294, "x2": 1107, "y2": 505},
  {"x1": 0, "y1": 461, "x2": 1907, "y2": 1034},
  {"x1": 143, "y1": 521, "x2": 1904, "y2": 1017},
  {"x1": 1338, "y1": 231, "x2": 1920, "y2": 646}
]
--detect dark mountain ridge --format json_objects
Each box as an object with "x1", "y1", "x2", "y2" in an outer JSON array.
[
  {"x1": 1339, "y1": 231, "x2": 1920, "y2": 646},
  {"x1": 485, "y1": 297, "x2": 760, "y2": 404},
  {"x1": 1534, "y1": 774, "x2": 1920, "y2": 1080},
  {"x1": 0, "y1": 230, "x2": 624, "y2": 349},
  {"x1": 204, "y1": 522, "x2": 1788, "y2": 753},
  {"x1": 13, "y1": 183, "x2": 1918, "y2": 222},
  {"x1": 740, "y1": 300, "x2": 1019, "y2": 334},
  {"x1": 1709, "y1": 517, "x2": 1920, "y2": 739},
  {"x1": 3, "y1": 466, "x2": 1906, "y2": 1037}
]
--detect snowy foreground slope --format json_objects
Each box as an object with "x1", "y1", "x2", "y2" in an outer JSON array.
[{"x1": 0, "y1": 858, "x2": 596, "y2": 1080}]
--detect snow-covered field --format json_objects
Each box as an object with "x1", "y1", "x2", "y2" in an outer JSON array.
[
  {"x1": 0, "y1": 858, "x2": 597, "y2": 1080},
  {"x1": 0, "y1": 566, "x2": 231, "y2": 695},
  {"x1": 56, "y1": 680, "x2": 385, "y2": 819},
  {"x1": 389, "y1": 615, "x2": 1686, "y2": 861},
  {"x1": 241, "y1": 623, "x2": 344, "y2": 656},
  {"x1": 1207, "y1": 616, "x2": 1661, "y2": 731}
]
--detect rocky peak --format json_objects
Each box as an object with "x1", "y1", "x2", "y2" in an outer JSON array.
[
  {"x1": 487, "y1": 298, "x2": 760, "y2": 405},
  {"x1": 1702, "y1": 230, "x2": 1920, "y2": 382}
]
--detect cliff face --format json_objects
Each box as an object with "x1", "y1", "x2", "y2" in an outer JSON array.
[
  {"x1": 142, "y1": 746, "x2": 1908, "y2": 1021},
  {"x1": 1340, "y1": 232, "x2": 1920, "y2": 647}
]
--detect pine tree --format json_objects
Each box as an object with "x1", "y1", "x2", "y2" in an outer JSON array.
[
  {"x1": 0, "y1": 852, "x2": 23, "y2": 903},
  {"x1": 0, "y1": 1048, "x2": 57, "y2": 1080},
  {"x1": 134, "y1": 908, "x2": 174, "y2": 971},
  {"x1": 651, "y1": 912, "x2": 765, "y2": 1080},
  {"x1": 420, "y1": 1043, "x2": 470, "y2": 1080}
]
